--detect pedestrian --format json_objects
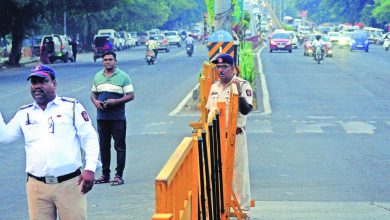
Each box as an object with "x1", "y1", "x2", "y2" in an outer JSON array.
[
  {"x1": 71, "y1": 38, "x2": 78, "y2": 62},
  {"x1": 91, "y1": 51, "x2": 135, "y2": 186},
  {"x1": 40, "y1": 38, "x2": 50, "y2": 64},
  {"x1": 0, "y1": 64, "x2": 100, "y2": 220},
  {"x1": 206, "y1": 53, "x2": 253, "y2": 219}
]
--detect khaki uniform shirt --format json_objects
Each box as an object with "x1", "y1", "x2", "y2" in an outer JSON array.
[{"x1": 206, "y1": 76, "x2": 253, "y2": 128}]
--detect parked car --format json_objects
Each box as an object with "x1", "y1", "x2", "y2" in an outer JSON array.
[
  {"x1": 40, "y1": 34, "x2": 73, "y2": 63},
  {"x1": 97, "y1": 29, "x2": 121, "y2": 50},
  {"x1": 119, "y1": 31, "x2": 131, "y2": 49},
  {"x1": 153, "y1": 34, "x2": 170, "y2": 52},
  {"x1": 303, "y1": 34, "x2": 333, "y2": 57},
  {"x1": 129, "y1": 32, "x2": 140, "y2": 46},
  {"x1": 350, "y1": 31, "x2": 369, "y2": 52},
  {"x1": 92, "y1": 35, "x2": 114, "y2": 62},
  {"x1": 138, "y1": 32, "x2": 150, "y2": 45},
  {"x1": 269, "y1": 32, "x2": 292, "y2": 53},
  {"x1": 164, "y1": 31, "x2": 182, "y2": 47}
]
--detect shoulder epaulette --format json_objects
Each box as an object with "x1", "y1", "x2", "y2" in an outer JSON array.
[
  {"x1": 19, "y1": 104, "x2": 33, "y2": 110},
  {"x1": 61, "y1": 97, "x2": 78, "y2": 103}
]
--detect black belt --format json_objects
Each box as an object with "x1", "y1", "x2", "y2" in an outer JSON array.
[{"x1": 28, "y1": 169, "x2": 81, "y2": 184}]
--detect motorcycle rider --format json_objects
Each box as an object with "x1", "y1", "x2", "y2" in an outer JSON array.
[
  {"x1": 146, "y1": 36, "x2": 158, "y2": 58},
  {"x1": 184, "y1": 34, "x2": 195, "y2": 54},
  {"x1": 312, "y1": 35, "x2": 324, "y2": 60}
]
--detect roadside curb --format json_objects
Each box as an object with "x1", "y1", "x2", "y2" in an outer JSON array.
[{"x1": 0, "y1": 57, "x2": 39, "y2": 71}]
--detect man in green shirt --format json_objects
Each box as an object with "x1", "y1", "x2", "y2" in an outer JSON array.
[{"x1": 91, "y1": 51, "x2": 135, "y2": 186}]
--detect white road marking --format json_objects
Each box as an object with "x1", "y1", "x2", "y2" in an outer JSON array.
[
  {"x1": 257, "y1": 43, "x2": 272, "y2": 115},
  {"x1": 338, "y1": 121, "x2": 376, "y2": 134},
  {"x1": 169, "y1": 83, "x2": 199, "y2": 116}
]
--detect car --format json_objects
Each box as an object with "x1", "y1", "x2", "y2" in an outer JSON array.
[
  {"x1": 190, "y1": 29, "x2": 202, "y2": 41},
  {"x1": 129, "y1": 32, "x2": 140, "y2": 46},
  {"x1": 328, "y1": 31, "x2": 341, "y2": 44},
  {"x1": 269, "y1": 32, "x2": 292, "y2": 53},
  {"x1": 138, "y1": 32, "x2": 150, "y2": 45},
  {"x1": 350, "y1": 31, "x2": 369, "y2": 52},
  {"x1": 286, "y1": 31, "x2": 298, "y2": 48},
  {"x1": 40, "y1": 34, "x2": 73, "y2": 63},
  {"x1": 303, "y1": 34, "x2": 333, "y2": 57},
  {"x1": 164, "y1": 31, "x2": 182, "y2": 47},
  {"x1": 153, "y1": 34, "x2": 170, "y2": 52},
  {"x1": 31, "y1": 36, "x2": 43, "y2": 57},
  {"x1": 338, "y1": 31, "x2": 354, "y2": 48},
  {"x1": 97, "y1": 29, "x2": 121, "y2": 50}
]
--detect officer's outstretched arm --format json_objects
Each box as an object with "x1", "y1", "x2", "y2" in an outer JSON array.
[
  {"x1": 0, "y1": 112, "x2": 22, "y2": 144},
  {"x1": 238, "y1": 96, "x2": 252, "y2": 115}
]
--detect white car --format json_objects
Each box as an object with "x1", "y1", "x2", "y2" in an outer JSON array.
[
  {"x1": 164, "y1": 31, "x2": 182, "y2": 47},
  {"x1": 328, "y1": 31, "x2": 341, "y2": 44},
  {"x1": 338, "y1": 31, "x2": 354, "y2": 48},
  {"x1": 286, "y1": 31, "x2": 298, "y2": 48}
]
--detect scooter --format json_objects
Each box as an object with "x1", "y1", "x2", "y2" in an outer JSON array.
[
  {"x1": 383, "y1": 38, "x2": 390, "y2": 51},
  {"x1": 186, "y1": 44, "x2": 194, "y2": 57},
  {"x1": 145, "y1": 50, "x2": 155, "y2": 65}
]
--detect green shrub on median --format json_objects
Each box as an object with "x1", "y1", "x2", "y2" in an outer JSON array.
[{"x1": 239, "y1": 42, "x2": 255, "y2": 84}]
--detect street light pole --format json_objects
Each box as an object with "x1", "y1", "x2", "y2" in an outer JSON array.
[
  {"x1": 214, "y1": 0, "x2": 232, "y2": 32},
  {"x1": 64, "y1": 11, "x2": 67, "y2": 36}
]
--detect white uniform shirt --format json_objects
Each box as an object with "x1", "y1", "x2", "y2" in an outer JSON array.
[
  {"x1": 185, "y1": 36, "x2": 195, "y2": 45},
  {"x1": 0, "y1": 96, "x2": 100, "y2": 177},
  {"x1": 206, "y1": 76, "x2": 253, "y2": 128}
]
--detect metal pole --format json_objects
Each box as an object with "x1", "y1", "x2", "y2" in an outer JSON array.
[
  {"x1": 214, "y1": 0, "x2": 232, "y2": 32},
  {"x1": 209, "y1": 122, "x2": 220, "y2": 220},
  {"x1": 215, "y1": 112, "x2": 225, "y2": 214},
  {"x1": 202, "y1": 130, "x2": 214, "y2": 220},
  {"x1": 64, "y1": 11, "x2": 67, "y2": 36},
  {"x1": 197, "y1": 138, "x2": 207, "y2": 220}
]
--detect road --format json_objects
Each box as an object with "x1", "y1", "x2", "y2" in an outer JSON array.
[
  {"x1": 0, "y1": 42, "x2": 389, "y2": 219},
  {"x1": 249, "y1": 44, "x2": 390, "y2": 219}
]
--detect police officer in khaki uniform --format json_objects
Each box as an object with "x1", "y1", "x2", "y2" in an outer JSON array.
[
  {"x1": 0, "y1": 65, "x2": 100, "y2": 220},
  {"x1": 206, "y1": 53, "x2": 253, "y2": 219}
]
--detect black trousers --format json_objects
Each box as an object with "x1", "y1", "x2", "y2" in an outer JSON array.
[{"x1": 97, "y1": 120, "x2": 127, "y2": 177}]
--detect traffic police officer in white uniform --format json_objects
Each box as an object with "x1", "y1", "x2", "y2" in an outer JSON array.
[
  {"x1": 206, "y1": 54, "x2": 253, "y2": 218},
  {"x1": 0, "y1": 65, "x2": 100, "y2": 220}
]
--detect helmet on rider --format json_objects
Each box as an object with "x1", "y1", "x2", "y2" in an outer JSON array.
[
  {"x1": 315, "y1": 35, "x2": 321, "y2": 40},
  {"x1": 149, "y1": 36, "x2": 154, "y2": 40}
]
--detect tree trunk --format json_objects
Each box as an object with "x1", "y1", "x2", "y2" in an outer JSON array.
[{"x1": 8, "y1": 16, "x2": 25, "y2": 67}]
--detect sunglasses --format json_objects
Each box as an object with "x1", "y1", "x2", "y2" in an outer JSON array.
[
  {"x1": 214, "y1": 65, "x2": 232, "y2": 71},
  {"x1": 48, "y1": 117, "x2": 54, "y2": 133},
  {"x1": 103, "y1": 58, "x2": 114, "y2": 61}
]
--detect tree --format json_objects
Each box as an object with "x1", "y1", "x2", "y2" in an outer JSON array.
[
  {"x1": 372, "y1": 0, "x2": 390, "y2": 24},
  {"x1": 0, "y1": 0, "x2": 48, "y2": 66}
]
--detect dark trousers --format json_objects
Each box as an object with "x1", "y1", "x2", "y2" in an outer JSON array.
[
  {"x1": 153, "y1": 49, "x2": 158, "y2": 58},
  {"x1": 97, "y1": 120, "x2": 127, "y2": 177}
]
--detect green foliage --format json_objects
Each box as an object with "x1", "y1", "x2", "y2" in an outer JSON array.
[
  {"x1": 206, "y1": 0, "x2": 215, "y2": 25},
  {"x1": 372, "y1": 0, "x2": 390, "y2": 24},
  {"x1": 239, "y1": 42, "x2": 255, "y2": 84},
  {"x1": 232, "y1": 0, "x2": 241, "y2": 25}
]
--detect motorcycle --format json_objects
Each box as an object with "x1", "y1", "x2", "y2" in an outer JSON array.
[
  {"x1": 186, "y1": 44, "x2": 194, "y2": 57},
  {"x1": 383, "y1": 38, "x2": 390, "y2": 51},
  {"x1": 314, "y1": 45, "x2": 324, "y2": 64},
  {"x1": 145, "y1": 50, "x2": 155, "y2": 65}
]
